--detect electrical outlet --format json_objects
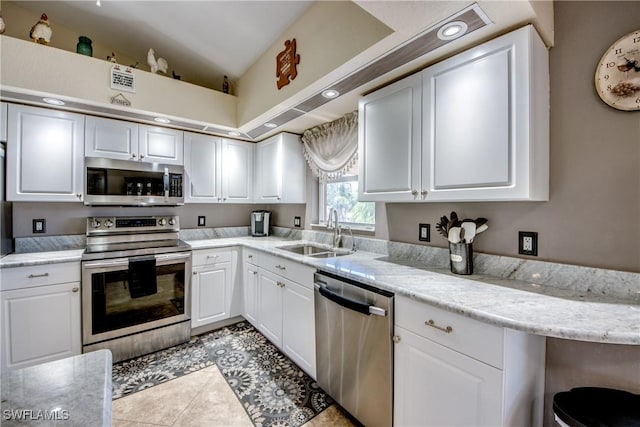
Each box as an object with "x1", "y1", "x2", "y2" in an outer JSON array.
[
  {"x1": 518, "y1": 231, "x2": 538, "y2": 256},
  {"x1": 197, "y1": 216, "x2": 206, "y2": 227},
  {"x1": 32, "y1": 219, "x2": 46, "y2": 234},
  {"x1": 294, "y1": 216, "x2": 301, "y2": 227},
  {"x1": 419, "y1": 223, "x2": 430, "y2": 242}
]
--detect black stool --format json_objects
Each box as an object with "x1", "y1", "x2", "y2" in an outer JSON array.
[{"x1": 553, "y1": 387, "x2": 640, "y2": 426}]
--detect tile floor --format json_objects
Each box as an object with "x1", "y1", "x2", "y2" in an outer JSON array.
[{"x1": 111, "y1": 365, "x2": 356, "y2": 427}]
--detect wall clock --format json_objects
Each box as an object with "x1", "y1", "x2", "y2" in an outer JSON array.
[{"x1": 594, "y1": 30, "x2": 640, "y2": 111}]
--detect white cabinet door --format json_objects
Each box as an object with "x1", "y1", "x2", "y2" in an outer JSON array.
[
  {"x1": 257, "y1": 269, "x2": 283, "y2": 347},
  {"x1": 394, "y1": 327, "x2": 503, "y2": 427},
  {"x1": 358, "y1": 73, "x2": 422, "y2": 202},
  {"x1": 191, "y1": 262, "x2": 232, "y2": 328},
  {"x1": 282, "y1": 279, "x2": 316, "y2": 378},
  {"x1": 1, "y1": 102, "x2": 7, "y2": 142},
  {"x1": 7, "y1": 104, "x2": 84, "y2": 202},
  {"x1": 254, "y1": 133, "x2": 305, "y2": 203},
  {"x1": 243, "y1": 263, "x2": 259, "y2": 327},
  {"x1": 222, "y1": 139, "x2": 253, "y2": 203},
  {"x1": 422, "y1": 25, "x2": 548, "y2": 201},
  {"x1": 184, "y1": 132, "x2": 221, "y2": 203},
  {"x1": 139, "y1": 124, "x2": 184, "y2": 165},
  {"x1": 255, "y1": 135, "x2": 281, "y2": 202},
  {"x1": 1, "y1": 282, "x2": 81, "y2": 370},
  {"x1": 85, "y1": 116, "x2": 138, "y2": 161}
]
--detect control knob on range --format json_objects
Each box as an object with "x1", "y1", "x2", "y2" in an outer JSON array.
[
  {"x1": 168, "y1": 217, "x2": 176, "y2": 226},
  {"x1": 158, "y1": 218, "x2": 167, "y2": 226},
  {"x1": 90, "y1": 219, "x2": 101, "y2": 229},
  {"x1": 104, "y1": 219, "x2": 114, "y2": 228}
]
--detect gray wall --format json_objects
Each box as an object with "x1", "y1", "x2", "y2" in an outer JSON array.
[
  {"x1": 384, "y1": 1, "x2": 640, "y2": 273},
  {"x1": 11, "y1": 202, "x2": 305, "y2": 236}
]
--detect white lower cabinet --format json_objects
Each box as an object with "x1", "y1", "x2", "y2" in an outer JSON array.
[
  {"x1": 0, "y1": 263, "x2": 81, "y2": 370},
  {"x1": 394, "y1": 296, "x2": 545, "y2": 427},
  {"x1": 191, "y1": 248, "x2": 240, "y2": 328},
  {"x1": 243, "y1": 250, "x2": 316, "y2": 379}
]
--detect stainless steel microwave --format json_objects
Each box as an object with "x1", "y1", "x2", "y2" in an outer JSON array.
[{"x1": 84, "y1": 157, "x2": 184, "y2": 206}]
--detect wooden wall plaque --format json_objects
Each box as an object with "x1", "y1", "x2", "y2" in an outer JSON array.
[{"x1": 276, "y1": 38, "x2": 300, "y2": 90}]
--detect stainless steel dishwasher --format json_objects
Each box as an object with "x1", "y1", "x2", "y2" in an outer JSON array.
[{"x1": 314, "y1": 271, "x2": 394, "y2": 427}]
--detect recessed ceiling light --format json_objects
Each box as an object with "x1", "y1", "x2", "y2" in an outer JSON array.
[
  {"x1": 43, "y1": 97, "x2": 65, "y2": 106},
  {"x1": 321, "y1": 89, "x2": 340, "y2": 99},
  {"x1": 437, "y1": 21, "x2": 468, "y2": 41},
  {"x1": 154, "y1": 117, "x2": 171, "y2": 124},
  {"x1": 96, "y1": 0, "x2": 101, "y2": 6},
  {"x1": 264, "y1": 122, "x2": 278, "y2": 129},
  {"x1": 228, "y1": 131, "x2": 241, "y2": 137}
]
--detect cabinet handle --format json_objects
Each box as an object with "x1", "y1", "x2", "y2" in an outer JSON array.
[
  {"x1": 72, "y1": 287, "x2": 79, "y2": 293},
  {"x1": 248, "y1": 255, "x2": 253, "y2": 260},
  {"x1": 425, "y1": 319, "x2": 453, "y2": 334},
  {"x1": 252, "y1": 271, "x2": 257, "y2": 276},
  {"x1": 275, "y1": 265, "x2": 286, "y2": 271},
  {"x1": 421, "y1": 190, "x2": 428, "y2": 199},
  {"x1": 131, "y1": 153, "x2": 137, "y2": 159},
  {"x1": 139, "y1": 154, "x2": 145, "y2": 160},
  {"x1": 193, "y1": 272, "x2": 197, "y2": 275},
  {"x1": 392, "y1": 335, "x2": 401, "y2": 344},
  {"x1": 206, "y1": 255, "x2": 218, "y2": 259},
  {"x1": 277, "y1": 281, "x2": 285, "y2": 288},
  {"x1": 28, "y1": 273, "x2": 49, "y2": 279},
  {"x1": 76, "y1": 193, "x2": 82, "y2": 199},
  {"x1": 411, "y1": 189, "x2": 418, "y2": 199}
]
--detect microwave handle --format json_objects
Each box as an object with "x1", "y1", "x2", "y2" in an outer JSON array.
[{"x1": 163, "y1": 167, "x2": 169, "y2": 198}]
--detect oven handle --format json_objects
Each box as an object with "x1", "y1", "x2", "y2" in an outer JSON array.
[
  {"x1": 82, "y1": 258, "x2": 130, "y2": 269},
  {"x1": 155, "y1": 252, "x2": 191, "y2": 262}
]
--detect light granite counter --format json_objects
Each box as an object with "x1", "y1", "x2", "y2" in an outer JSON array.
[
  {"x1": 1, "y1": 235, "x2": 638, "y2": 345},
  {"x1": 1, "y1": 349, "x2": 112, "y2": 426},
  {"x1": 0, "y1": 249, "x2": 84, "y2": 268}
]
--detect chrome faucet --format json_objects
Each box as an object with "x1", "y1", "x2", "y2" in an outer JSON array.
[{"x1": 327, "y1": 208, "x2": 342, "y2": 248}]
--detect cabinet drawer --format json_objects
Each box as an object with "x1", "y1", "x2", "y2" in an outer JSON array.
[
  {"x1": 0, "y1": 262, "x2": 81, "y2": 292},
  {"x1": 192, "y1": 249, "x2": 233, "y2": 266},
  {"x1": 243, "y1": 248, "x2": 260, "y2": 266},
  {"x1": 259, "y1": 253, "x2": 314, "y2": 289},
  {"x1": 395, "y1": 295, "x2": 504, "y2": 369}
]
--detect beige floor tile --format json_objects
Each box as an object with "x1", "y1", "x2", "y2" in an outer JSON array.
[
  {"x1": 303, "y1": 404, "x2": 357, "y2": 427},
  {"x1": 172, "y1": 366, "x2": 252, "y2": 427},
  {"x1": 112, "y1": 370, "x2": 212, "y2": 425}
]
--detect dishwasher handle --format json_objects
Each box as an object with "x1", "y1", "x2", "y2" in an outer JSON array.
[{"x1": 317, "y1": 284, "x2": 387, "y2": 317}]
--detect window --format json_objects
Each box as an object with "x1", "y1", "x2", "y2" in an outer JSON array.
[{"x1": 319, "y1": 174, "x2": 375, "y2": 230}]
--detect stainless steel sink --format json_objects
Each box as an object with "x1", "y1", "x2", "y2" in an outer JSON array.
[{"x1": 277, "y1": 244, "x2": 351, "y2": 258}]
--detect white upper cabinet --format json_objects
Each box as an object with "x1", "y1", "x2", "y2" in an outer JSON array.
[
  {"x1": 1, "y1": 102, "x2": 7, "y2": 142},
  {"x1": 221, "y1": 139, "x2": 254, "y2": 203},
  {"x1": 358, "y1": 25, "x2": 549, "y2": 202},
  {"x1": 7, "y1": 104, "x2": 84, "y2": 202},
  {"x1": 255, "y1": 133, "x2": 306, "y2": 203},
  {"x1": 423, "y1": 25, "x2": 549, "y2": 201},
  {"x1": 138, "y1": 125, "x2": 184, "y2": 165},
  {"x1": 85, "y1": 117, "x2": 183, "y2": 165},
  {"x1": 184, "y1": 132, "x2": 221, "y2": 203},
  {"x1": 359, "y1": 74, "x2": 423, "y2": 202},
  {"x1": 85, "y1": 116, "x2": 139, "y2": 161},
  {"x1": 184, "y1": 132, "x2": 254, "y2": 203}
]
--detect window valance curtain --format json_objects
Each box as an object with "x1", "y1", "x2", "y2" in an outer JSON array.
[{"x1": 301, "y1": 111, "x2": 358, "y2": 182}]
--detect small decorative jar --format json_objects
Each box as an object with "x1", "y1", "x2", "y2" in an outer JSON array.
[{"x1": 76, "y1": 36, "x2": 93, "y2": 57}]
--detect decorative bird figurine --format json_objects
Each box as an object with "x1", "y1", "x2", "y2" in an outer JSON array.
[
  {"x1": 171, "y1": 70, "x2": 181, "y2": 80},
  {"x1": 30, "y1": 13, "x2": 52, "y2": 44},
  {"x1": 147, "y1": 48, "x2": 168, "y2": 74},
  {"x1": 107, "y1": 52, "x2": 117, "y2": 63}
]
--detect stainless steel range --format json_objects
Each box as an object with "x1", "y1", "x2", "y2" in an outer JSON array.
[{"x1": 81, "y1": 215, "x2": 191, "y2": 362}]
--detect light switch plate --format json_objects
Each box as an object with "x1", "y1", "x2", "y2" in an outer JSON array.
[
  {"x1": 198, "y1": 216, "x2": 206, "y2": 227},
  {"x1": 294, "y1": 216, "x2": 301, "y2": 227},
  {"x1": 33, "y1": 219, "x2": 46, "y2": 234},
  {"x1": 419, "y1": 223, "x2": 430, "y2": 242}
]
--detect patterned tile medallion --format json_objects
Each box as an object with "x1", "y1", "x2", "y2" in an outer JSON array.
[{"x1": 112, "y1": 321, "x2": 333, "y2": 426}]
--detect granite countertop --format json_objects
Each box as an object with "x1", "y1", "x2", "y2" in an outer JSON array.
[
  {"x1": 1, "y1": 237, "x2": 638, "y2": 345},
  {"x1": 1, "y1": 349, "x2": 112, "y2": 426}
]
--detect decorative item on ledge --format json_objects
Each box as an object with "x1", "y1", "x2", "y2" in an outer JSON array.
[
  {"x1": 29, "y1": 13, "x2": 52, "y2": 45},
  {"x1": 436, "y1": 212, "x2": 488, "y2": 275},
  {"x1": 76, "y1": 36, "x2": 93, "y2": 57}
]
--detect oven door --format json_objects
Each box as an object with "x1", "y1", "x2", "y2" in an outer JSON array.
[{"x1": 82, "y1": 252, "x2": 191, "y2": 345}]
